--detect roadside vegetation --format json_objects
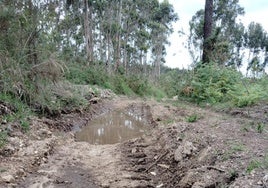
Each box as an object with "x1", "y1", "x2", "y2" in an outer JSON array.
[
  {"x1": 0, "y1": 0, "x2": 268, "y2": 149},
  {"x1": 160, "y1": 63, "x2": 268, "y2": 108}
]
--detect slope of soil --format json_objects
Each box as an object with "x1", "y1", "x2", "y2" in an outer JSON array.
[{"x1": 0, "y1": 96, "x2": 267, "y2": 188}]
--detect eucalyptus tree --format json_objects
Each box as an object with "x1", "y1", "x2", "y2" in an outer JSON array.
[
  {"x1": 15, "y1": 0, "x2": 177, "y2": 78},
  {"x1": 244, "y1": 22, "x2": 267, "y2": 76},
  {"x1": 188, "y1": 0, "x2": 244, "y2": 66},
  {"x1": 150, "y1": 0, "x2": 178, "y2": 78},
  {"x1": 202, "y1": 0, "x2": 213, "y2": 63}
]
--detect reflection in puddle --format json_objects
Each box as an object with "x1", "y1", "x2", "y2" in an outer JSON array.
[{"x1": 75, "y1": 109, "x2": 150, "y2": 145}]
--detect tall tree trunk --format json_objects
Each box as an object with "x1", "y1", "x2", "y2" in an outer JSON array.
[
  {"x1": 115, "y1": 0, "x2": 122, "y2": 71},
  {"x1": 88, "y1": 3, "x2": 94, "y2": 63},
  {"x1": 154, "y1": 34, "x2": 163, "y2": 79},
  {"x1": 107, "y1": 33, "x2": 112, "y2": 74},
  {"x1": 27, "y1": 0, "x2": 38, "y2": 64},
  {"x1": 84, "y1": 0, "x2": 92, "y2": 65},
  {"x1": 202, "y1": 0, "x2": 213, "y2": 64}
]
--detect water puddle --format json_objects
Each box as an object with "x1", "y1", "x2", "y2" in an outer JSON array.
[{"x1": 75, "y1": 106, "x2": 151, "y2": 145}]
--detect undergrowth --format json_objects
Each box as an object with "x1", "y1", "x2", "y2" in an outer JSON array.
[
  {"x1": 1, "y1": 56, "x2": 268, "y2": 131},
  {"x1": 162, "y1": 63, "x2": 268, "y2": 108},
  {"x1": 66, "y1": 63, "x2": 166, "y2": 98}
]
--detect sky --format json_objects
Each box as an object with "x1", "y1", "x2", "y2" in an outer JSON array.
[{"x1": 164, "y1": 0, "x2": 268, "y2": 69}]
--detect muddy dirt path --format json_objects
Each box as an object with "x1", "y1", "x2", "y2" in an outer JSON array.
[{"x1": 0, "y1": 96, "x2": 268, "y2": 187}]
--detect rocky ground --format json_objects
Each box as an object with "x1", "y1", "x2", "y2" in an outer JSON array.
[{"x1": 0, "y1": 93, "x2": 267, "y2": 187}]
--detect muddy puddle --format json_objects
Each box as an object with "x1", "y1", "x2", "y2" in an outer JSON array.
[{"x1": 75, "y1": 106, "x2": 151, "y2": 144}]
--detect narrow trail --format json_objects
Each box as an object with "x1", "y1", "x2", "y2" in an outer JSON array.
[{"x1": 0, "y1": 97, "x2": 267, "y2": 187}]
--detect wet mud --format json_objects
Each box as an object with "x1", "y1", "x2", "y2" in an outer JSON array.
[{"x1": 0, "y1": 97, "x2": 267, "y2": 188}]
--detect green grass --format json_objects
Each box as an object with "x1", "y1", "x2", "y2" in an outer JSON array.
[
  {"x1": 246, "y1": 159, "x2": 262, "y2": 173},
  {"x1": 66, "y1": 63, "x2": 167, "y2": 99},
  {"x1": 256, "y1": 123, "x2": 266, "y2": 133},
  {"x1": 264, "y1": 153, "x2": 268, "y2": 169},
  {"x1": 163, "y1": 118, "x2": 175, "y2": 124},
  {"x1": 0, "y1": 131, "x2": 8, "y2": 148},
  {"x1": 186, "y1": 114, "x2": 198, "y2": 123},
  {"x1": 222, "y1": 141, "x2": 247, "y2": 161},
  {"x1": 230, "y1": 143, "x2": 246, "y2": 152},
  {"x1": 0, "y1": 93, "x2": 33, "y2": 127}
]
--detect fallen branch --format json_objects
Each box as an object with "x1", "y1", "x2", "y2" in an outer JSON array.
[
  {"x1": 146, "y1": 150, "x2": 169, "y2": 172},
  {"x1": 206, "y1": 166, "x2": 225, "y2": 173}
]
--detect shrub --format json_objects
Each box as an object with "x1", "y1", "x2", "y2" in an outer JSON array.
[
  {"x1": 229, "y1": 80, "x2": 263, "y2": 108},
  {"x1": 0, "y1": 93, "x2": 32, "y2": 123},
  {"x1": 110, "y1": 75, "x2": 133, "y2": 95},
  {"x1": 66, "y1": 64, "x2": 108, "y2": 86},
  {"x1": 127, "y1": 76, "x2": 149, "y2": 96},
  {"x1": 176, "y1": 64, "x2": 242, "y2": 104}
]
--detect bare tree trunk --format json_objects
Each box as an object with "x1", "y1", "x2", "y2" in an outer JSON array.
[
  {"x1": 115, "y1": 0, "x2": 122, "y2": 71},
  {"x1": 88, "y1": 3, "x2": 94, "y2": 63},
  {"x1": 27, "y1": 0, "x2": 38, "y2": 64},
  {"x1": 84, "y1": 0, "x2": 90, "y2": 64},
  {"x1": 84, "y1": 0, "x2": 91, "y2": 65},
  {"x1": 202, "y1": 0, "x2": 213, "y2": 64},
  {"x1": 123, "y1": 24, "x2": 130, "y2": 75},
  {"x1": 154, "y1": 34, "x2": 163, "y2": 79},
  {"x1": 107, "y1": 33, "x2": 112, "y2": 74},
  {"x1": 123, "y1": 37, "x2": 128, "y2": 75}
]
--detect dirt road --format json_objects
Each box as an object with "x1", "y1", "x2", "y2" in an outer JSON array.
[{"x1": 0, "y1": 96, "x2": 267, "y2": 187}]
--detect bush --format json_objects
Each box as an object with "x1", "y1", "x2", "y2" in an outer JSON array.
[
  {"x1": 160, "y1": 69, "x2": 190, "y2": 98},
  {"x1": 66, "y1": 63, "x2": 166, "y2": 97},
  {"x1": 229, "y1": 79, "x2": 264, "y2": 108},
  {"x1": 179, "y1": 64, "x2": 242, "y2": 104},
  {"x1": 110, "y1": 75, "x2": 133, "y2": 95},
  {"x1": 127, "y1": 76, "x2": 149, "y2": 96},
  {"x1": 0, "y1": 93, "x2": 32, "y2": 123},
  {"x1": 66, "y1": 64, "x2": 108, "y2": 86}
]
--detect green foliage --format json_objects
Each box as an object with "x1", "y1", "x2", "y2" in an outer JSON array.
[
  {"x1": 230, "y1": 78, "x2": 267, "y2": 108},
  {"x1": 229, "y1": 169, "x2": 239, "y2": 181},
  {"x1": 0, "y1": 93, "x2": 32, "y2": 123},
  {"x1": 186, "y1": 114, "x2": 198, "y2": 123},
  {"x1": 20, "y1": 120, "x2": 30, "y2": 132},
  {"x1": 147, "y1": 86, "x2": 166, "y2": 101},
  {"x1": 66, "y1": 64, "x2": 108, "y2": 86},
  {"x1": 256, "y1": 123, "x2": 265, "y2": 133},
  {"x1": 0, "y1": 131, "x2": 7, "y2": 148},
  {"x1": 246, "y1": 160, "x2": 262, "y2": 173},
  {"x1": 264, "y1": 154, "x2": 268, "y2": 169},
  {"x1": 230, "y1": 143, "x2": 246, "y2": 152},
  {"x1": 222, "y1": 141, "x2": 246, "y2": 161},
  {"x1": 159, "y1": 64, "x2": 268, "y2": 109},
  {"x1": 110, "y1": 75, "x2": 133, "y2": 95},
  {"x1": 234, "y1": 95, "x2": 257, "y2": 108},
  {"x1": 181, "y1": 64, "x2": 241, "y2": 104},
  {"x1": 246, "y1": 154, "x2": 268, "y2": 172},
  {"x1": 66, "y1": 63, "x2": 166, "y2": 98},
  {"x1": 159, "y1": 69, "x2": 181, "y2": 97},
  {"x1": 126, "y1": 75, "x2": 149, "y2": 96},
  {"x1": 188, "y1": 0, "x2": 245, "y2": 65}
]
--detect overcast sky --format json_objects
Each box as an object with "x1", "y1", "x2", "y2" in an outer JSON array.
[{"x1": 164, "y1": 0, "x2": 268, "y2": 69}]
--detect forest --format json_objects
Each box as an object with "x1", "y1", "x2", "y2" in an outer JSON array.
[
  {"x1": 0, "y1": 0, "x2": 268, "y2": 187},
  {"x1": 0, "y1": 0, "x2": 268, "y2": 110}
]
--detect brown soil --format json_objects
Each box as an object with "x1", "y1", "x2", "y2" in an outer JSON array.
[{"x1": 0, "y1": 96, "x2": 267, "y2": 188}]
